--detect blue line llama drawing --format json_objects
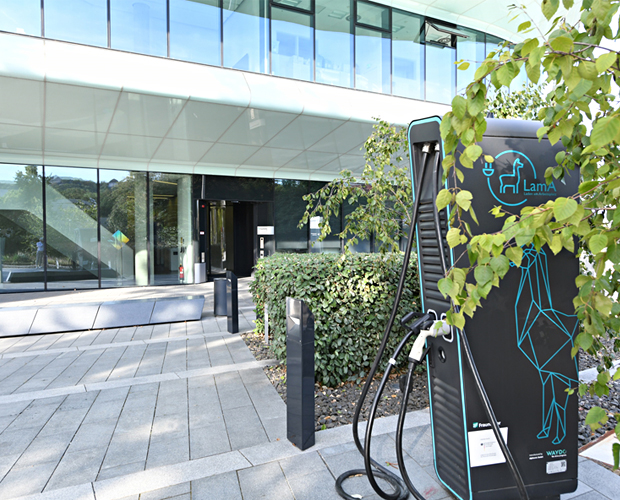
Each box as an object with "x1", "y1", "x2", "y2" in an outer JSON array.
[
  {"x1": 514, "y1": 246, "x2": 579, "y2": 445},
  {"x1": 500, "y1": 158, "x2": 524, "y2": 194}
]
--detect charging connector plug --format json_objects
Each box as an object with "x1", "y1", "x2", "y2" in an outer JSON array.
[{"x1": 408, "y1": 320, "x2": 451, "y2": 363}]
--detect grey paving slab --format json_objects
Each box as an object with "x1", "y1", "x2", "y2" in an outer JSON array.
[
  {"x1": 0, "y1": 460, "x2": 59, "y2": 498},
  {"x1": 0, "y1": 307, "x2": 38, "y2": 337},
  {"x1": 562, "y1": 480, "x2": 594, "y2": 499},
  {"x1": 223, "y1": 404, "x2": 269, "y2": 450},
  {"x1": 146, "y1": 436, "x2": 189, "y2": 469},
  {"x1": 68, "y1": 419, "x2": 118, "y2": 452},
  {"x1": 12, "y1": 430, "x2": 74, "y2": 470},
  {"x1": 29, "y1": 304, "x2": 100, "y2": 335},
  {"x1": 285, "y1": 469, "x2": 341, "y2": 500},
  {"x1": 240, "y1": 438, "x2": 300, "y2": 466},
  {"x1": 237, "y1": 461, "x2": 294, "y2": 500},
  {"x1": 44, "y1": 446, "x2": 107, "y2": 491},
  {"x1": 94, "y1": 300, "x2": 156, "y2": 330},
  {"x1": 6, "y1": 483, "x2": 95, "y2": 500},
  {"x1": 97, "y1": 460, "x2": 147, "y2": 481},
  {"x1": 189, "y1": 421, "x2": 231, "y2": 459},
  {"x1": 279, "y1": 451, "x2": 329, "y2": 479},
  {"x1": 577, "y1": 459, "x2": 620, "y2": 500},
  {"x1": 191, "y1": 471, "x2": 242, "y2": 500},
  {"x1": 150, "y1": 297, "x2": 204, "y2": 324},
  {"x1": 139, "y1": 482, "x2": 190, "y2": 500}
]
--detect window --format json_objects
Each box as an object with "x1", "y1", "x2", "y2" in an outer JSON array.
[
  {"x1": 456, "y1": 27, "x2": 485, "y2": 94},
  {"x1": 274, "y1": 179, "x2": 308, "y2": 253},
  {"x1": 110, "y1": 0, "x2": 167, "y2": 56},
  {"x1": 271, "y1": 6, "x2": 313, "y2": 81},
  {"x1": 392, "y1": 10, "x2": 424, "y2": 99},
  {"x1": 355, "y1": 27, "x2": 390, "y2": 93},
  {"x1": 0, "y1": 0, "x2": 41, "y2": 36},
  {"x1": 424, "y1": 20, "x2": 464, "y2": 104},
  {"x1": 223, "y1": 0, "x2": 268, "y2": 73},
  {"x1": 315, "y1": 0, "x2": 353, "y2": 87},
  {"x1": 170, "y1": 0, "x2": 221, "y2": 66},
  {"x1": 45, "y1": 0, "x2": 108, "y2": 47},
  {"x1": 0, "y1": 164, "x2": 44, "y2": 291}
]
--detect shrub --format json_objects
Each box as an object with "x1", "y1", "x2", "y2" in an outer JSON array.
[{"x1": 250, "y1": 253, "x2": 420, "y2": 386}]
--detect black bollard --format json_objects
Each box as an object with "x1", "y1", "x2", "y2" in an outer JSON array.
[
  {"x1": 226, "y1": 271, "x2": 238, "y2": 334},
  {"x1": 213, "y1": 278, "x2": 227, "y2": 316},
  {"x1": 286, "y1": 297, "x2": 315, "y2": 450}
]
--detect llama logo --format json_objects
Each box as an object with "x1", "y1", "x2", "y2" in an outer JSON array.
[
  {"x1": 482, "y1": 150, "x2": 537, "y2": 207},
  {"x1": 513, "y1": 246, "x2": 579, "y2": 445},
  {"x1": 500, "y1": 159, "x2": 524, "y2": 194}
]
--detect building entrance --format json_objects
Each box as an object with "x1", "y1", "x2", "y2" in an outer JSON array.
[{"x1": 198, "y1": 200, "x2": 254, "y2": 280}]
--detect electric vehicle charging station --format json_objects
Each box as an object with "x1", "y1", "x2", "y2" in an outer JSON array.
[{"x1": 408, "y1": 117, "x2": 580, "y2": 500}]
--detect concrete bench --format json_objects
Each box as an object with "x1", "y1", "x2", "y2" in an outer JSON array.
[{"x1": 0, "y1": 295, "x2": 205, "y2": 337}]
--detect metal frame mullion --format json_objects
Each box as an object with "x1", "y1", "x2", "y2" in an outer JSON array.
[
  {"x1": 220, "y1": 0, "x2": 223, "y2": 66},
  {"x1": 97, "y1": 169, "x2": 102, "y2": 288},
  {"x1": 107, "y1": 0, "x2": 111, "y2": 47},
  {"x1": 40, "y1": 0, "x2": 45, "y2": 37},
  {"x1": 166, "y1": 0, "x2": 170, "y2": 58},
  {"x1": 41, "y1": 165, "x2": 47, "y2": 290}
]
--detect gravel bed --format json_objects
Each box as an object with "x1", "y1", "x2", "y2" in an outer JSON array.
[{"x1": 242, "y1": 331, "x2": 618, "y2": 445}]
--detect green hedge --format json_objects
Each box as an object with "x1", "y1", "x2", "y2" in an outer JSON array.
[{"x1": 250, "y1": 253, "x2": 420, "y2": 386}]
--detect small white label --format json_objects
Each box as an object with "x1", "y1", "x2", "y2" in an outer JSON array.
[
  {"x1": 468, "y1": 427, "x2": 508, "y2": 468},
  {"x1": 546, "y1": 460, "x2": 567, "y2": 475},
  {"x1": 257, "y1": 226, "x2": 274, "y2": 235}
]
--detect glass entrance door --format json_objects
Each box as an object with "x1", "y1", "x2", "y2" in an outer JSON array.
[{"x1": 207, "y1": 200, "x2": 233, "y2": 277}]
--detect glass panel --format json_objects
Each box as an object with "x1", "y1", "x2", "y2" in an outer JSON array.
[
  {"x1": 45, "y1": 167, "x2": 99, "y2": 290},
  {"x1": 274, "y1": 179, "x2": 307, "y2": 253},
  {"x1": 271, "y1": 6, "x2": 313, "y2": 81},
  {"x1": 343, "y1": 199, "x2": 370, "y2": 253},
  {"x1": 208, "y1": 201, "x2": 231, "y2": 274},
  {"x1": 355, "y1": 27, "x2": 390, "y2": 93},
  {"x1": 309, "y1": 182, "x2": 341, "y2": 253},
  {"x1": 486, "y1": 34, "x2": 502, "y2": 57},
  {"x1": 0, "y1": 165, "x2": 44, "y2": 292},
  {"x1": 0, "y1": 0, "x2": 41, "y2": 36},
  {"x1": 110, "y1": 0, "x2": 167, "y2": 56},
  {"x1": 392, "y1": 10, "x2": 424, "y2": 99},
  {"x1": 273, "y1": 0, "x2": 311, "y2": 11},
  {"x1": 170, "y1": 0, "x2": 221, "y2": 66},
  {"x1": 357, "y1": 1, "x2": 389, "y2": 31},
  {"x1": 223, "y1": 0, "x2": 268, "y2": 73},
  {"x1": 456, "y1": 27, "x2": 485, "y2": 94},
  {"x1": 45, "y1": 0, "x2": 108, "y2": 47},
  {"x1": 203, "y1": 175, "x2": 274, "y2": 202},
  {"x1": 315, "y1": 0, "x2": 353, "y2": 87},
  {"x1": 425, "y1": 43, "x2": 455, "y2": 104},
  {"x1": 150, "y1": 173, "x2": 193, "y2": 285},
  {"x1": 99, "y1": 170, "x2": 148, "y2": 288}
]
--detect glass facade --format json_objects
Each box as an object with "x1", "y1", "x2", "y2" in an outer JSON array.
[
  {"x1": 45, "y1": 0, "x2": 108, "y2": 47},
  {"x1": 0, "y1": 1, "x2": 521, "y2": 103}
]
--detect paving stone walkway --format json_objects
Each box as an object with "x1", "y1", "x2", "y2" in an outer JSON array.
[{"x1": 0, "y1": 280, "x2": 618, "y2": 500}]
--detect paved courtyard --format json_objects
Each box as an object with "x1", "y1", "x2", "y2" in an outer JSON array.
[{"x1": 0, "y1": 280, "x2": 617, "y2": 500}]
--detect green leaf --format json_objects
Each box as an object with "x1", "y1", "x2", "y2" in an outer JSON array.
[
  {"x1": 613, "y1": 443, "x2": 619, "y2": 470},
  {"x1": 497, "y1": 63, "x2": 516, "y2": 87},
  {"x1": 589, "y1": 234, "x2": 608, "y2": 254},
  {"x1": 506, "y1": 246, "x2": 523, "y2": 267},
  {"x1": 542, "y1": 0, "x2": 559, "y2": 20},
  {"x1": 464, "y1": 144, "x2": 483, "y2": 161},
  {"x1": 474, "y1": 265, "x2": 493, "y2": 286},
  {"x1": 591, "y1": 116, "x2": 620, "y2": 148},
  {"x1": 521, "y1": 38, "x2": 539, "y2": 56},
  {"x1": 553, "y1": 197, "x2": 578, "y2": 221},
  {"x1": 438, "y1": 277, "x2": 455, "y2": 298},
  {"x1": 578, "y1": 180, "x2": 599, "y2": 194},
  {"x1": 436, "y1": 189, "x2": 452, "y2": 210},
  {"x1": 490, "y1": 255, "x2": 510, "y2": 278},
  {"x1": 596, "y1": 52, "x2": 617, "y2": 73},
  {"x1": 550, "y1": 36, "x2": 574, "y2": 53},
  {"x1": 562, "y1": 0, "x2": 574, "y2": 7},
  {"x1": 446, "y1": 228, "x2": 462, "y2": 248},
  {"x1": 585, "y1": 406, "x2": 608, "y2": 431},
  {"x1": 569, "y1": 78, "x2": 593, "y2": 100},
  {"x1": 456, "y1": 190, "x2": 473, "y2": 211},
  {"x1": 458, "y1": 61, "x2": 470, "y2": 71},
  {"x1": 484, "y1": 155, "x2": 494, "y2": 163},
  {"x1": 452, "y1": 95, "x2": 467, "y2": 119},
  {"x1": 518, "y1": 21, "x2": 532, "y2": 32}
]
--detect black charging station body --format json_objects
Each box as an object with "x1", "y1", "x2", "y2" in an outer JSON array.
[{"x1": 407, "y1": 117, "x2": 580, "y2": 500}]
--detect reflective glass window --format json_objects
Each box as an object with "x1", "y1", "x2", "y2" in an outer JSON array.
[
  {"x1": 0, "y1": 165, "x2": 44, "y2": 292},
  {"x1": 425, "y1": 43, "x2": 455, "y2": 104},
  {"x1": 274, "y1": 179, "x2": 307, "y2": 253},
  {"x1": 315, "y1": 0, "x2": 352, "y2": 87},
  {"x1": 149, "y1": 173, "x2": 194, "y2": 285},
  {"x1": 99, "y1": 170, "x2": 148, "y2": 288},
  {"x1": 309, "y1": 182, "x2": 341, "y2": 254},
  {"x1": 392, "y1": 10, "x2": 424, "y2": 99},
  {"x1": 271, "y1": 6, "x2": 313, "y2": 81},
  {"x1": 223, "y1": 0, "x2": 268, "y2": 73},
  {"x1": 485, "y1": 34, "x2": 502, "y2": 57},
  {"x1": 273, "y1": 0, "x2": 311, "y2": 10},
  {"x1": 355, "y1": 27, "x2": 390, "y2": 93},
  {"x1": 357, "y1": 1, "x2": 389, "y2": 30},
  {"x1": 0, "y1": 0, "x2": 41, "y2": 36},
  {"x1": 45, "y1": 0, "x2": 108, "y2": 47},
  {"x1": 170, "y1": 0, "x2": 221, "y2": 66},
  {"x1": 45, "y1": 166, "x2": 99, "y2": 290},
  {"x1": 456, "y1": 27, "x2": 485, "y2": 94},
  {"x1": 110, "y1": 0, "x2": 167, "y2": 56}
]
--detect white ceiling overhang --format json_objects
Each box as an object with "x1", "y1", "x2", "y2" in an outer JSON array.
[{"x1": 0, "y1": 32, "x2": 449, "y2": 182}]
